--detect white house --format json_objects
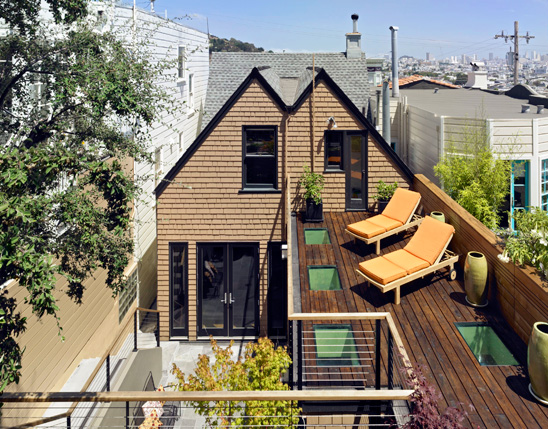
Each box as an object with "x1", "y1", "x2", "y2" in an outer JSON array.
[
  {"x1": 390, "y1": 86, "x2": 548, "y2": 221},
  {"x1": 1, "y1": 2, "x2": 209, "y2": 404},
  {"x1": 100, "y1": 4, "x2": 210, "y2": 314}
]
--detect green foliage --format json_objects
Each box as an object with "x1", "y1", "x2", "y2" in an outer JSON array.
[
  {"x1": 373, "y1": 180, "x2": 398, "y2": 201},
  {"x1": 172, "y1": 337, "x2": 300, "y2": 427},
  {"x1": 299, "y1": 166, "x2": 324, "y2": 204},
  {"x1": 0, "y1": 2, "x2": 173, "y2": 390},
  {"x1": 434, "y1": 121, "x2": 512, "y2": 230},
  {"x1": 498, "y1": 208, "x2": 548, "y2": 279},
  {"x1": 454, "y1": 72, "x2": 468, "y2": 86},
  {"x1": 209, "y1": 35, "x2": 265, "y2": 53}
]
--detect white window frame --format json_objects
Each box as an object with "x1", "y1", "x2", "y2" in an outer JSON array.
[
  {"x1": 155, "y1": 147, "x2": 163, "y2": 186},
  {"x1": 178, "y1": 131, "x2": 185, "y2": 156},
  {"x1": 187, "y1": 73, "x2": 194, "y2": 114},
  {"x1": 177, "y1": 46, "x2": 186, "y2": 80}
]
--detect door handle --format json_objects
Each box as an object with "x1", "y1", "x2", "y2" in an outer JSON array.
[
  {"x1": 221, "y1": 293, "x2": 227, "y2": 304},
  {"x1": 229, "y1": 293, "x2": 235, "y2": 304}
]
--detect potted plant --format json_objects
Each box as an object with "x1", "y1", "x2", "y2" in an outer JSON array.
[
  {"x1": 300, "y1": 166, "x2": 324, "y2": 222},
  {"x1": 373, "y1": 180, "x2": 398, "y2": 213}
]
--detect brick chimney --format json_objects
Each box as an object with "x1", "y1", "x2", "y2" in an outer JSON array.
[{"x1": 346, "y1": 14, "x2": 363, "y2": 59}]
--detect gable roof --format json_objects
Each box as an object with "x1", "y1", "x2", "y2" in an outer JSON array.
[
  {"x1": 384, "y1": 74, "x2": 459, "y2": 89},
  {"x1": 155, "y1": 67, "x2": 413, "y2": 197},
  {"x1": 202, "y1": 52, "x2": 371, "y2": 130}
]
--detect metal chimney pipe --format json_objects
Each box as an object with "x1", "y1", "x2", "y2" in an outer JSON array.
[
  {"x1": 382, "y1": 81, "x2": 391, "y2": 144},
  {"x1": 389, "y1": 26, "x2": 400, "y2": 98},
  {"x1": 351, "y1": 14, "x2": 359, "y2": 32}
]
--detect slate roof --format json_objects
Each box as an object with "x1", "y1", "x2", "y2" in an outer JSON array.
[{"x1": 202, "y1": 52, "x2": 370, "y2": 130}]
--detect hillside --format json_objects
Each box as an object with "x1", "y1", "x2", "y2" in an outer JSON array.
[{"x1": 209, "y1": 35, "x2": 271, "y2": 53}]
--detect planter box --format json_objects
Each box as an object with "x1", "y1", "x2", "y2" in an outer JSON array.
[{"x1": 305, "y1": 198, "x2": 323, "y2": 222}]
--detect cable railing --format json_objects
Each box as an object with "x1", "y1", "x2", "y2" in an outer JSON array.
[
  {"x1": 289, "y1": 313, "x2": 412, "y2": 392},
  {"x1": 1, "y1": 390, "x2": 414, "y2": 428},
  {"x1": 3, "y1": 306, "x2": 161, "y2": 429}
]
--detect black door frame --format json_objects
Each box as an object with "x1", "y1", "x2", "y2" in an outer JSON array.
[
  {"x1": 267, "y1": 242, "x2": 287, "y2": 339},
  {"x1": 197, "y1": 242, "x2": 260, "y2": 338},
  {"x1": 344, "y1": 131, "x2": 368, "y2": 211}
]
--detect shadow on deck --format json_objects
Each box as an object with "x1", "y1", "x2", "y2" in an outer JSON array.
[{"x1": 295, "y1": 211, "x2": 548, "y2": 429}]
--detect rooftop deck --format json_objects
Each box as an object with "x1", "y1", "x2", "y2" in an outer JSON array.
[{"x1": 296, "y1": 211, "x2": 548, "y2": 428}]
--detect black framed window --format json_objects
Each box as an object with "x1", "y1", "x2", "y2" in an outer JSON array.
[
  {"x1": 325, "y1": 131, "x2": 343, "y2": 171},
  {"x1": 242, "y1": 126, "x2": 277, "y2": 190},
  {"x1": 169, "y1": 242, "x2": 188, "y2": 337}
]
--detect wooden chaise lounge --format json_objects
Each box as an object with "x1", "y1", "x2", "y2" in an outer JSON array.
[
  {"x1": 356, "y1": 216, "x2": 459, "y2": 304},
  {"x1": 345, "y1": 188, "x2": 423, "y2": 254}
]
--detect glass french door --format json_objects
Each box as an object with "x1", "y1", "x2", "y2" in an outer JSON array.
[
  {"x1": 169, "y1": 243, "x2": 188, "y2": 337},
  {"x1": 197, "y1": 243, "x2": 259, "y2": 337},
  {"x1": 511, "y1": 161, "x2": 529, "y2": 229},
  {"x1": 345, "y1": 131, "x2": 367, "y2": 211}
]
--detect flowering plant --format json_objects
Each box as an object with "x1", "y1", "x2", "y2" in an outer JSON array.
[{"x1": 497, "y1": 208, "x2": 548, "y2": 279}]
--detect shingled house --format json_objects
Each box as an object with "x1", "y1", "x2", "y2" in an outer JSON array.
[{"x1": 154, "y1": 16, "x2": 415, "y2": 341}]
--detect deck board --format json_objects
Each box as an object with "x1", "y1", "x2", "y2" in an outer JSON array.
[{"x1": 296, "y1": 212, "x2": 548, "y2": 429}]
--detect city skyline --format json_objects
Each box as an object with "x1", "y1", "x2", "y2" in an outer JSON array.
[{"x1": 147, "y1": 0, "x2": 548, "y2": 60}]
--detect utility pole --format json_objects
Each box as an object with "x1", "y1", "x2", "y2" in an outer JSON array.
[{"x1": 494, "y1": 21, "x2": 535, "y2": 86}]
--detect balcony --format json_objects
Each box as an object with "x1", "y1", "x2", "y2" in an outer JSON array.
[{"x1": 3, "y1": 174, "x2": 548, "y2": 428}]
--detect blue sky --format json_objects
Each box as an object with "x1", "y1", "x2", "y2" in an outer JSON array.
[{"x1": 142, "y1": 0, "x2": 548, "y2": 60}]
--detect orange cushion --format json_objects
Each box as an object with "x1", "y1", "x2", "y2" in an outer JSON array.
[
  {"x1": 404, "y1": 216, "x2": 455, "y2": 265},
  {"x1": 347, "y1": 219, "x2": 385, "y2": 239},
  {"x1": 383, "y1": 249, "x2": 430, "y2": 274},
  {"x1": 358, "y1": 257, "x2": 407, "y2": 285},
  {"x1": 382, "y1": 188, "x2": 421, "y2": 224},
  {"x1": 367, "y1": 214, "x2": 403, "y2": 231}
]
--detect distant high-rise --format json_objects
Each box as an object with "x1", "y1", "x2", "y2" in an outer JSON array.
[
  {"x1": 489, "y1": 52, "x2": 494, "y2": 61},
  {"x1": 426, "y1": 52, "x2": 431, "y2": 61}
]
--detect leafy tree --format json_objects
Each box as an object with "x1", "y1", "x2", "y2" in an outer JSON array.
[
  {"x1": 172, "y1": 337, "x2": 300, "y2": 427},
  {"x1": 0, "y1": 1, "x2": 172, "y2": 391},
  {"x1": 434, "y1": 120, "x2": 512, "y2": 229}
]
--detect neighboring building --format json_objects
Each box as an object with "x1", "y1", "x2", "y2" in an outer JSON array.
[
  {"x1": 3, "y1": 3, "x2": 208, "y2": 399},
  {"x1": 105, "y1": 4, "x2": 209, "y2": 312},
  {"x1": 154, "y1": 16, "x2": 413, "y2": 341},
  {"x1": 385, "y1": 74, "x2": 460, "y2": 90},
  {"x1": 391, "y1": 84, "x2": 548, "y2": 220}
]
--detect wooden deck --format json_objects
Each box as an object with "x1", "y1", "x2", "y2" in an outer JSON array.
[{"x1": 296, "y1": 212, "x2": 548, "y2": 428}]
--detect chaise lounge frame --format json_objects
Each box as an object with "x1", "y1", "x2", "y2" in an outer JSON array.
[
  {"x1": 346, "y1": 209, "x2": 424, "y2": 255},
  {"x1": 356, "y1": 235, "x2": 459, "y2": 305}
]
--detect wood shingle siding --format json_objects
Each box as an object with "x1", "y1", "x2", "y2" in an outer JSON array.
[{"x1": 157, "y1": 70, "x2": 413, "y2": 340}]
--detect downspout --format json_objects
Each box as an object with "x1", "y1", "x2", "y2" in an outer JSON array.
[
  {"x1": 382, "y1": 80, "x2": 391, "y2": 145},
  {"x1": 389, "y1": 26, "x2": 400, "y2": 98},
  {"x1": 311, "y1": 54, "x2": 316, "y2": 172},
  {"x1": 283, "y1": 112, "x2": 290, "y2": 240}
]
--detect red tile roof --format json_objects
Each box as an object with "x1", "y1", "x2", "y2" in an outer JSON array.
[{"x1": 381, "y1": 74, "x2": 460, "y2": 89}]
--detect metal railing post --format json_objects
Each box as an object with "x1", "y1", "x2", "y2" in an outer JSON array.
[
  {"x1": 388, "y1": 328, "x2": 394, "y2": 389},
  {"x1": 288, "y1": 319, "x2": 294, "y2": 389},
  {"x1": 133, "y1": 311, "x2": 138, "y2": 351},
  {"x1": 156, "y1": 311, "x2": 160, "y2": 347},
  {"x1": 106, "y1": 354, "x2": 111, "y2": 392},
  {"x1": 297, "y1": 320, "x2": 303, "y2": 390},
  {"x1": 67, "y1": 415, "x2": 71, "y2": 429},
  {"x1": 126, "y1": 401, "x2": 130, "y2": 429},
  {"x1": 375, "y1": 319, "x2": 381, "y2": 390}
]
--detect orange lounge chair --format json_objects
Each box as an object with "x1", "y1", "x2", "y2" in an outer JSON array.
[
  {"x1": 356, "y1": 216, "x2": 459, "y2": 304},
  {"x1": 345, "y1": 188, "x2": 423, "y2": 254}
]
